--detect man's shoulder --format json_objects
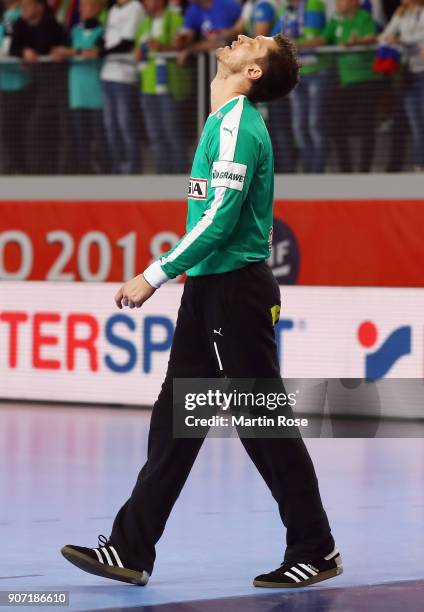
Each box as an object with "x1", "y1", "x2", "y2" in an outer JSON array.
[
  {"x1": 119, "y1": 0, "x2": 144, "y2": 17},
  {"x1": 355, "y1": 8, "x2": 375, "y2": 24},
  {"x1": 219, "y1": 96, "x2": 265, "y2": 130},
  {"x1": 239, "y1": 98, "x2": 267, "y2": 133},
  {"x1": 44, "y1": 13, "x2": 62, "y2": 26},
  {"x1": 207, "y1": 97, "x2": 266, "y2": 141},
  {"x1": 11, "y1": 16, "x2": 25, "y2": 30}
]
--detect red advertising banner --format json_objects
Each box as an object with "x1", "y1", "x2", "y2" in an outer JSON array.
[{"x1": 1, "y1": 199, "x2": 423, "y2": 286}]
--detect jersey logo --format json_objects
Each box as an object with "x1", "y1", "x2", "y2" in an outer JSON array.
[
  {"x1": 223, "y1": 127, "x2": 235, "y2": 136},
  {"x1": 188, "y1": 177, "x2": 208, "y2": 200},
  {"x1": 211, "y1": 161, "x2": 247, "y2": 192},
  {"x1": 270, "y1": 305, "x2": 281, "y2": 326}
]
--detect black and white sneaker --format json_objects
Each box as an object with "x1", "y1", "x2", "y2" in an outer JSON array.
[
  {"x1": 61, "y1": 535, "x2": 149, "y2": 586},
  {"x1": 253, "y1": 548, "x2": 343, "y2": 588}
]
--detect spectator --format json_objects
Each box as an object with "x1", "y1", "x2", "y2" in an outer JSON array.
[
  {"x1": 380, "y1": 0, "x2": 424, "y2": 170},
  {"x1": 52, "y1": 0, "x2": 109, "y2": 173},
  {"x1": 175, "y1": 0, "x2": 241, "y2": 60},
  {"x1": 10, "y1": 0, "x2": 66, "y2": 174},
  {"x1": 309, "y1": 0, "x2": 381, "y2": 172},
  {"x1": 135, "y1": 0, "x2": 189, "y2": 173},
  {"x1": 326, "y1": 0, "x2": 385, "y2": 24},
  {"x1": 281, "y1": 0, "x2": 329, "y2": 172},
  {"x1": 382, "y1": 0, "x2": 401, "y2": 21},
  {"x1": 0, "y1": 0, "x2": 30, "y2": 173},
  {"x1": 101, "y1": 0, "x2": 144, "y2": 174},
  {"x1": 233, "y1": 0, "x2": 282, "y2": 38}
]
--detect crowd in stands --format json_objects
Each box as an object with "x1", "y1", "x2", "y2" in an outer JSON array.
[{"x1": 0, "y1": 0, "x2": 423, "y2": 174}]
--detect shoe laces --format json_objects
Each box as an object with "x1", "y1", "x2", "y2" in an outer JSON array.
[{"x1": 98, "y1": 534, "x2": 109, "y2": 547}]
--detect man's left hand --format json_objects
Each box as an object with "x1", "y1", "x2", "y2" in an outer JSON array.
[{"x1": 114, "y1": 274, "x2": 156, "y2": 309}]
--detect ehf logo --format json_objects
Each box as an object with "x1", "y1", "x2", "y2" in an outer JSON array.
[
  {"x1": 268, "y1": 217, "x2": 300, "y2": 284},
  {"x1": 357, "y1": 321, "x2": 412, "y2": 380}
]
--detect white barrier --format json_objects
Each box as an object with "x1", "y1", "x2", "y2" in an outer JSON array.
[{"x1": 0, "y1": 283, "x2": 422, "y2": 412}]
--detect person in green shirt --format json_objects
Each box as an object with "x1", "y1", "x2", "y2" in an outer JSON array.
[
  {"x1": 280, "y1": 0, "x2": 329, "y2": 172},
  {"x1": 61, "y1": 33, "x2": 342, "y2": 592},
  {"x1": 134, "y1": 0, "x2": 189, "y2": 173},
  {"x1": 307, "y1": 0, "x2": 380, "y2": 172}
]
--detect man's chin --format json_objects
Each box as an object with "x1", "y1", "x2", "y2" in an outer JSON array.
[{"x1": 216, "y1": 46, "x2": 230, "y2": 61}]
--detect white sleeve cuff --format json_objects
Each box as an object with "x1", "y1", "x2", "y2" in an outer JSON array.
[{"x1": 142, "y1": 261, "x2": 170, "y2": 289}]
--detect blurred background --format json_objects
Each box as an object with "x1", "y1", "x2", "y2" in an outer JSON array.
[{"x1": 0, "y1": 0, "x2": 422, "y2": 175}]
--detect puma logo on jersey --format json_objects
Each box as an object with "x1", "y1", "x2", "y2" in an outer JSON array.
[
  {"x1": 223, "y1": 127, "x2": 235, "y2": 136},
  {"x1": 188, "y1": 177, "x2": 208, "y2": 199},
  {"x1": 211, "y1": 161, "x2": 247, "y2": 191}
]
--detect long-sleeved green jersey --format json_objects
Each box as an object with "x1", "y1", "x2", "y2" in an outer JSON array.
[{"x1": 143, "y1": 94, "x2": 275, "y2": 288}]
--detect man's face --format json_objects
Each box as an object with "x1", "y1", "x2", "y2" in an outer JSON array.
[
  {"x1": 144, "y1": 0, "x2": 162, "y2": 15},
  {"x1": 193, "y1": 0, "x2": 213, "y2": 9},
  {"x1": 216, "y1": 35, "x2": 277, "y2": 78},
  {"x1": 336, "y1": 0, "x2": 359, "y2": 15},
  {"x1": 80, "y1": 0, "x2": 101, "y2": 20},
  {"x1": 22, "y1": 0, "x2": 43, "y2": 22}
]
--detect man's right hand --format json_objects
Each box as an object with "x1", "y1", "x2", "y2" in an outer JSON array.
[
  {"x1": 23, "y1": 48, "x2": 38, "y2": 63},
  {"x1": 114, "y1": 274, "x2": 156, "y2": 309}
]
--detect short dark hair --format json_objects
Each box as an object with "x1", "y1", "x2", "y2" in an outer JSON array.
[{"x1": 249, "y1": 34, "x2": 301, "y2": 104}]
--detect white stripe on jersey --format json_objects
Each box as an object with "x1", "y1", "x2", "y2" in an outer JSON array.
[{"x1": 160, "y1": 96, "x2": 245, "y2": 269}]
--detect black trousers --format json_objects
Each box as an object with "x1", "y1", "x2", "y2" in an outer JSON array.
[{"x1": 110, "y1": 262, "x2": 334, "y2": 574}]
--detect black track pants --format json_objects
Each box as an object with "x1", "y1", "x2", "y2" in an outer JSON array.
[{"x1": 110, "y1": 262, "x2": 335, "y2": 573}]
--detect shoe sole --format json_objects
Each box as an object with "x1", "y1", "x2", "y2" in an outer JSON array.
[
  {"x1": 61, "y1": 546, "x2": 148, "y2": 586},
  {"x1": 253, "y1": 566, "x2": 343, "y2": 588}
]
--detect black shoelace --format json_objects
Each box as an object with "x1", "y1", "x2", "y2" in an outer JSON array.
[{"x1": 98, "y1": 534, "x2": 109, "y2": 547}]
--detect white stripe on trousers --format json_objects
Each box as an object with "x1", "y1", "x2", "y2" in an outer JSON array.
[{"x1": 213, "y1": 341, "x2": 223, "y2": 371}]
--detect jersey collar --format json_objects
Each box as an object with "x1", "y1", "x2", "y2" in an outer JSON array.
[{"x1": 209, "y1": 94, "x2": 246, "y2": 118}]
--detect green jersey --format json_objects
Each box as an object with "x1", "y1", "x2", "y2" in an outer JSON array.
[
  {"x1": 143, "y1": 95, "x2": 275, "y2": 288},
  {"x1": 135, "y1": 8, "x2": 191, "y2": 100},
  {"x1": 323, "y1": 9, "x2": 380, "y2": 86}
]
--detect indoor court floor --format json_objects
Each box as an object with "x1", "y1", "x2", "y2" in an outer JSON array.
[{"x1": 1, "y1": 402, "x2": 423, "y2": 612}]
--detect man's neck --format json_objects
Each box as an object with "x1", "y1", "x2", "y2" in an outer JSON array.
[
  {"x1": 341, "y1": 8, "x2": 357, "y2": 19},
  {"x1": 210, "y1": 72, "x2": 246, "y2": 114},
  {"x1": 28, "y1": 15, "x2": 44, "y2": 26}
]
